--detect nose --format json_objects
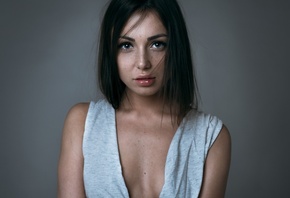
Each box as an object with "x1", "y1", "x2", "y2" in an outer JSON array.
[{"x1": 136, "y1": 49, "x2": 151, "y2": 70}]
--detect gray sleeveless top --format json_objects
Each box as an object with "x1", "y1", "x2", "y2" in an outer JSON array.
[{"x1": 83, "y1": 99, "x2": 222, "y2": 198}]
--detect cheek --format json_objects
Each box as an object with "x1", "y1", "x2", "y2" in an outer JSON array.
[
  {"x1": 117, "y1": 57, "x2": 134, "y2": 82},
  {"x1": 117, "y1": 56, "x2": 126, "y2": 73},
  {"x1": 151, "y1": 53, "x2": 165, "y2": 71},
  {"x1": 117, "y1": 54, "x2": 134, "y2": 71}
]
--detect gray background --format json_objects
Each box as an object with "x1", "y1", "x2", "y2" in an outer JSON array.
[{"x1": 1, "y1": 0, "x2": 289, "y2": 197}]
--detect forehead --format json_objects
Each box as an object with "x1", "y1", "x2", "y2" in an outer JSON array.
[{"x1": 120, "y1": 11, "x2": 167, "y2": 36}]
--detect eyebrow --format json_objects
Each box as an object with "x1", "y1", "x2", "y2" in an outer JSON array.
[{"x1": 119, "y1": 34, "x2": 168, "y2": 42}]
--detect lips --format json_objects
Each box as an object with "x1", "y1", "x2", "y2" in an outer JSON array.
[{"x1": 133, "y1": 76, "x2": 156, "y2": 87}]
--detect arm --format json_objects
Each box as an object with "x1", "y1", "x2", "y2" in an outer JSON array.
[
  {"x1": 199, "y1": 125, "x2": 231, "y2": 198},
  {"x1": 57, "y1": 103, "x2": 89, "y2": 198}
]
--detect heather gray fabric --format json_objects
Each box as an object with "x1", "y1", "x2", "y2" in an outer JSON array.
[{"x1": 83, "y1": 99, "x2": 222, "y2": 197}]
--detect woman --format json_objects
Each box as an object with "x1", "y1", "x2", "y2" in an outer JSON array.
[{"x1": 58, "y1": 0, "x2": 231, "y2": 197}]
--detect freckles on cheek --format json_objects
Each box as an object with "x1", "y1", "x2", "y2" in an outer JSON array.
[
  {"x1": 118, "y1": 62, "x2": 128, "y2": 71},
  {"x1": 118, "y1": 56, "x2": 133, "y2": 70}
]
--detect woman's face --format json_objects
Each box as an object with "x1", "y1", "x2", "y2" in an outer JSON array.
[{"x1": 117, "y1": 11, "x2": 167, "y2": 98}]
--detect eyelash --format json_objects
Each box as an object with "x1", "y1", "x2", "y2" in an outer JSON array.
[
  {"x1": 118, "y1": 42, "x2": 132, "y2": 50},
  {"x1": 118, "y1": 41, "x2": 167, "y2": 51},
  {"x1": 151, "y1": 41, "x2": 167, "y2": 49}
]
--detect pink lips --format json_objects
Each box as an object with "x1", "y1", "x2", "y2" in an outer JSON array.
[{"x1": 134, "y1": 76, "x2": 156, "y2": 87}]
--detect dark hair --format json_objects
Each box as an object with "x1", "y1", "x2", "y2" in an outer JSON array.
[{"x1": 98, "y1": 0, "x2": 199, "y2": 118}]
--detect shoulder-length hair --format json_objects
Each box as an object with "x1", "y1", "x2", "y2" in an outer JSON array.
[{"x1": 98, "y1": 0, "x2": 199, "y2": 118}]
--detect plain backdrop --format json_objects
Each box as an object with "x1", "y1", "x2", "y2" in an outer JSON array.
[{"x1": 1, "y1": 0, "x2": 289, "y2": 197}]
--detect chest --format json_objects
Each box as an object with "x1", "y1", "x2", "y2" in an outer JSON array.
[{"x1": 116, "y1": 114, "x2": 177, "y2": 197}]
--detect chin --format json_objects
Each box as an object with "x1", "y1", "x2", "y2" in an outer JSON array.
[{"x1": 128, "y1": 88, "x2": 161, "y2": 98}]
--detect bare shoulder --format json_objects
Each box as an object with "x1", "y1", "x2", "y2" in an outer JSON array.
[
  {"x1": 64, "y1": 103, "x2": 90, "y2": 130},
  {"x1": 58, "y1": 102, "x2": 90, "y2": 198},
  {"x1": 60, "y1": 102, "x2": 90, "y2": 152},
  {"x1": 199, "y1": 125, "x2": 231, "y2": 198},
  {"x1": 215, "y1": 125, "x2": 231, "y2": 151}
]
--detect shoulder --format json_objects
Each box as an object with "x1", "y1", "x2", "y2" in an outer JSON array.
[
  {"x1": 63, "y1": 99, "x2": 111, "y2": 133},
  {"x1": 191, "y1": 109, "x2": 230, "y2": 153},
  {"x1": 199, "y1": 124, "x2": 231, "y2": 197},
  {"x1": 58, "y1": 102, "x2": 90, "y2": 197},
  {"x1": 62, "y1": 102, "x2": 90, "y2": 139},
  {"x1": 216, "y1": 125, "x2": 231, "y2": 147},
  {"x1": 185, "y1": 110, "x2": 223, "y2": 140},
  {"x1": 64, "y1": 103, "x2": 90, "y2": 129},
  {"x1": 187, "y1": 110, "x2": 221, "y2": 125},
  {"x1": 211, "y1": 124, "x2": 231, "y2": 163},
  {"x1": 67, "y1": 102, "x2": 90, "y2": 119},
  {"x1": 209, "y1": 124, "x2": 231, "y2": 158},
  {"x1": 66, "y1": 103, "x2": 90, "y2": 120}
]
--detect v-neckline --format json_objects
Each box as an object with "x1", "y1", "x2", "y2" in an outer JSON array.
[{"x1": 111, "y1": 107, "x2": 188, "y2": 197}]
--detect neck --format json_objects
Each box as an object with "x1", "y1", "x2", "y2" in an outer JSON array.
[
  {"x1": 119, "y1": 92, "x2": 166, "y2": 114},
  {"x1": 118, "y1": 91, "x2": 187, "y2": 127}
]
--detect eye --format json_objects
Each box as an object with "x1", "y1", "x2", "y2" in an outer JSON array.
[
  {"x1": 151, "y1": 41, "x2": 167, "y2": 50},
  {"x1": 118, "y1": 42, "x2": 133, "y2": 51}
]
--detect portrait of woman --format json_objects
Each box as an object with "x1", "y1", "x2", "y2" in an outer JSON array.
[
  {"x1": 58, "y1": 0, "x2": 231, "y2": 197},
  {"x1": 2, "y1": 0, "x2": 289, "y2": 197}
]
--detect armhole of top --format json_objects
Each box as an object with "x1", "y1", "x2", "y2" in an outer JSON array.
[
  {"x1": 82, "y1": 101, "x2": 95, "y2": 153},
  {"x1": 84, "y1": 101, "x2": 95, "y2": 133},
  {"x1": 208, "y1": 115, "x2": 223, "y2": 150}
]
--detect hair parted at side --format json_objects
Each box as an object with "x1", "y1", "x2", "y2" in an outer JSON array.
[{"x1": 98, "y1": 0, "x2": 199, "y2": 118}]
